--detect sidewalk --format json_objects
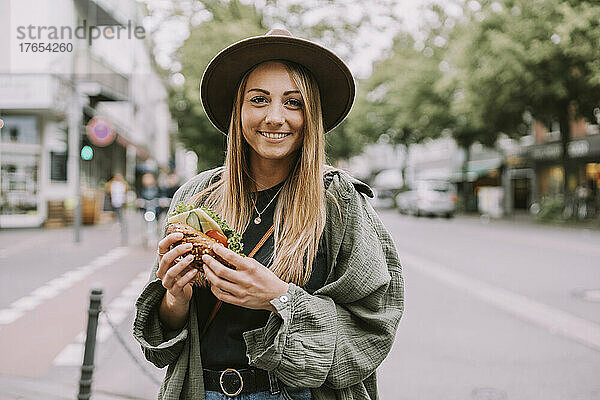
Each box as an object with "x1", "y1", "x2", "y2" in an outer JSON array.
[
  {"x1": 0, "y1": 208, "x2": 164, "y2": 400},
  {"x1": 460, "y1": 211, "x2": 600, "y2": 232},
  {"x1": 0, "y1": 374, "x2": 151, "y2": 400}
]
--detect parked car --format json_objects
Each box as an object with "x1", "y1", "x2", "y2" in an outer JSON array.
[
  {"x1": 369, "y1": 168, "x2": 404, "y2": 208},
  {"x1": 396, "y1": 179, "x2": 457, "y2": 218}
]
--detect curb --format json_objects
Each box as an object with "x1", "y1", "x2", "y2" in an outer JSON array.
[{"x1": 0, "y1": 375, "x2": 150, "y2": 400}]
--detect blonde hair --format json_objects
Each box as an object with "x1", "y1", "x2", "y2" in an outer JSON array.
[{"x1": 189, "y1": 61, "x2": 327, "y2": 286}]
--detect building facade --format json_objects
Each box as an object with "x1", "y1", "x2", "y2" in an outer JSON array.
[
  {"x1": 0, "y1": 0, "x2": 175, "y2": 228},
  {"x1": 526, "y1": 119, "x2": 600, "y2": 218}
]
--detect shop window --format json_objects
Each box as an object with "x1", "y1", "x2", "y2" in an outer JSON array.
[
  {"x1": 49, "y1": 126, "x2": 68, "y2": 182},
  {"x1": 50, "y1": 152, "x2": 68, "y2": 182},
  {"x1": 0, "y1": 154, "x2": 39, "y2": 215},
  {"x1": 548, "y1": 166, "x2": 564, "y2": 195},
  {"x1": 0, "y1": 116, "x2": 39, "y2": 144}
]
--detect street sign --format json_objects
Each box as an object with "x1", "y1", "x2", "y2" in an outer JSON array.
[{"x1": 86, "y1": 117, "x2": 115, "y2": 147}]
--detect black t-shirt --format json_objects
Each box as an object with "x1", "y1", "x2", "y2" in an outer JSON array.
[{"x1": 195, "y1": 182, "x2": 328, "y2": 369}]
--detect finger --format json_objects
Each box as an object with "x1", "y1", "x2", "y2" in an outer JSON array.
[
  {"x1": 203, "y1": 264, "x2": 242, "y2": 297},
  {"x1": 211, "y1": 243, "x2": 248, "y2": 269},
  {"x1": 202, "y1": 254, "x2": 238, "y2": 283},
  {"x1": 157, "y1": 243, "x2": 193, "y2": 279},
  {"x1": 158, "y1": 232, "x2": 184, "y2": 254},
  {"x1": 162, "y1": 254, "x2": 194, "y2": 289},
  {"x1": 210, "y1": 279, "x2": 239, "y2": 305},
  {"x1": 173, "y1": 268, "x2": 198, "y2": 291}
]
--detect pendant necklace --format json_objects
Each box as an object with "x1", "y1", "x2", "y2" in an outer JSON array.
[{"x1": 252, "y1": 184, "x2": 284, "y2": 225}]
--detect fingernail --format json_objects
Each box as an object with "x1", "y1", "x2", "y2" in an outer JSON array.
[
  {"x1": 175, "y1": 232, "x2": 183, "y2": 238},
  {"x1": 185, "y1": 243, "x2": 193, "y2": 249},
  {"x1": 186, "y1": 254, "x2": 194, "y2": 260}
]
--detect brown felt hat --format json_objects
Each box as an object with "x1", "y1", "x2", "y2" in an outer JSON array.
[{"x1": 200, "y1": 29, "x2": 356, "y2": 135}]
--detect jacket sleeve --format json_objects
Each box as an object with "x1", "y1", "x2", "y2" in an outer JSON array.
[
  {"x1": 132, "y1": 185, "x2": 190, "y2": 368},
  {"x1": 243, "y1": 187, "x2": 405, "y2": 388}
]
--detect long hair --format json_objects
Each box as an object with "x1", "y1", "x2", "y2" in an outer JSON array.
[{"x1": 189, "y1": 61, "x2": 327, "y2": 286}]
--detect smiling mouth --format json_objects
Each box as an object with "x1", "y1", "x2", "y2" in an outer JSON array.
[{"x1": 259, "y1": 131, "x2": 291, "y2": 139}]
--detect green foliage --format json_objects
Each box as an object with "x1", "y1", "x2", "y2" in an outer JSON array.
[
  {"x1": 344, "y1": 32, "x2": 453, "y2": 147},
  {"x1": 170, "y1": 1, "x2": 265, "y2": 171},
  {"x1": 325, "y1": 120, "x2": 368, "y2": 162},
  {"x1": 535, "y1": 196, "x2": 566, "y2": 222},
  {"x1": 162, "y1": 0, "x2": 406, "y2": 165},
  {"x1": 455, "y1": 0, "x2": 600, "y2": 137},
  {"x1": 163, "y1": 0, "x2": 600, "y2": 172}
]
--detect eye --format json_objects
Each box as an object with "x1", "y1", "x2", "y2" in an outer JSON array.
[
  {"x1": 250, "y1": 96, "x2": 268, "y2": 104},
  {"x1": 286, "y1": 98, "x2": 303, "y2": 108}
]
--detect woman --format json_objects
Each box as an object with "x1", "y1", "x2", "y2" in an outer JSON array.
[{"x1": 134, "y1": 29, "x2": 404, "y2": 400}]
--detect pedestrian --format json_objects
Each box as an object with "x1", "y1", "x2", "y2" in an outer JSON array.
[
  {"x1": 140, "y1": 172, "x2": 159, "y2": 201},
  {"x1": 134, "y1": 29, "x2": 404, "y2": 400},
  {"x1": 105, "y1": 172, "x2": 128, "y2": 244},
  {"x1": 161, "y1": 172, "x2": 181, "y2": 200}
]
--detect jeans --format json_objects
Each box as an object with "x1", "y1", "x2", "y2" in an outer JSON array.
[{"x1": 205, "y1": 386, "x2": 311, "y2": 400}]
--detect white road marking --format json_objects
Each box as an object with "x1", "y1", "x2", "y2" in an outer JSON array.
[
  {"x1": 401, "y1": 250, "x2": 600, "y2": 352},
  {"x1": 53, "y1": 271, "x2": 148, "y2": 366},
  {"x1": 0, "y1": 309, "x2": 24, "y2": 325},
  {"x1": 0, "y1": 247, "x2": 129, "y2": 327}
]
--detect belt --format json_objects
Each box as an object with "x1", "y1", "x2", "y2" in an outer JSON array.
[{"x1": 203, "y1": 367, "x2": 278, "y2": 397}]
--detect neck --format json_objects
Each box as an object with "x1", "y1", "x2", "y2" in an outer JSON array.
[{"x1": 248, "y1": 153, "x2": 298, "y2": 190}]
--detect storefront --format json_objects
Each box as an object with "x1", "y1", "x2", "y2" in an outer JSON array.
[
  {"x1": 450, "y1": 157, "x2": 504, "y2": 212},
  {"x1": 0, "y1": 115, "x2": 43, "y2": 227},
  {"x1": 502, "y1": 152, "x2": 535, "y2": 214},
  {"x1": 527, "y1": 134, "x2": 600, "y2": 217}
]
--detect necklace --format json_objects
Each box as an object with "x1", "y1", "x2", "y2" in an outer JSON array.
[{"x1": 252, "y1": 184, "x2": 284, "y2": 225}]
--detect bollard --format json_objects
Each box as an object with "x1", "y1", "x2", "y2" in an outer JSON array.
[{"x1": 77, "y1": 287, "x2": 103, "y2": 400}]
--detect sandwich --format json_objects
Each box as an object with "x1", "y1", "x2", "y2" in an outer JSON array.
[{"x1": 165, "y1": 201, "x2": 243, "y2": 287}]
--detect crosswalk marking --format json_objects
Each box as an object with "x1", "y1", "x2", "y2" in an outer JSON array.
[
  {"x1": 0, "y1": 247, "x2": 129, "y2": 326},
  {"x1": 53, "y1": 271, "x2": 148, "y2": 367}
]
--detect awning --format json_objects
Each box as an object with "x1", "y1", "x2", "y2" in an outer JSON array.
[{"x1": 450, "y1": 158, "x2": 503, "y2": 182}]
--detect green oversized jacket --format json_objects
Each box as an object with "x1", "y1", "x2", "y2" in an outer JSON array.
[{"x1": 133, "y1": 167, "x2": 404, "y2": 400}]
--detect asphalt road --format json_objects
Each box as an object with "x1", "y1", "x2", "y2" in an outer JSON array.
[
  {"x1": 378, "y1": 210, "x2": 600, "y2": 400},
  {"x1": 1, "y1": 209, "x2": 599, "y2": 399}
]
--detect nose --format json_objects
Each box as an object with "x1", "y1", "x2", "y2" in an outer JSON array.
[{"x1": 264, "y1": 103, "x2": 284, "y2": 125}]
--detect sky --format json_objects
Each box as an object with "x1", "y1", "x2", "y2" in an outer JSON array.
[{"x1": 140, "y1": 0, "x2": 465, "y2": 80}]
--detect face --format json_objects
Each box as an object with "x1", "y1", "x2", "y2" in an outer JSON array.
[
  {"x1": 241, "y1": 62, "x2": 305, "y2": 165},
  {"x1": 142, "y1": 173, "x2": 155, "y2": 187}
]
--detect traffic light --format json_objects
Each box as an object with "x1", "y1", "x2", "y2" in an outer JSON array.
[{"x1": 81, "y1": 145, "x2": 93, "y2": 160}]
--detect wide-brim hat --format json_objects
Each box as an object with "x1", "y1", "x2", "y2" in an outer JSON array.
[{"x1": 201, "y1": 29, "x2": 356, "y2": 135}]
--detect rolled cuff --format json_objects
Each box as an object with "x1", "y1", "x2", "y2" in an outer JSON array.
[
  {"x1": 243, "y1": 284, "x2": 336, "y2": 387},
  {"x1": 133, "y1": 279, "x2": 189, "y2": 368}
]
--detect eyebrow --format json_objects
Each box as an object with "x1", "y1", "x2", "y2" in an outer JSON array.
[{"x1": 247, "y1": 88, "x2": 301, "y2": 96}]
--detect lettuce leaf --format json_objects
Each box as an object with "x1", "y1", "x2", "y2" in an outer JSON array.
[{"x1": 168, "y1": 201, "x2": 244, "y2": 255}]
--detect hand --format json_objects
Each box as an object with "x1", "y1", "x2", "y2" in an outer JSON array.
[
  {"x1": 202, "y1": 243, "x2": 289, "y2": 313},
  {"x1": 156, "y1": 232, "x2": 198, "y2": 306}
]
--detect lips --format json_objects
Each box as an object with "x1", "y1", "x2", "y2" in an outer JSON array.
[{"x1": 259, "y1": 131, "x2": 291, "y2": 139}]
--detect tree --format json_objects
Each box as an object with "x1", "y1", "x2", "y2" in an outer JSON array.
[
  {"x1": 454, "y1": 0, "x2": 600, "y2": 199},
  {"x1": 343, "y1": 6, "x2": 472, "y2": 191},
  {"x1": 146, "y1": 0, "x2": 409, "y2": 168},
  {"x1": 169, "y1": 1, "x2": 266, "y2": 171}
]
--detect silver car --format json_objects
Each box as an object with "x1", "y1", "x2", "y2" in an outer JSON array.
[{"x1": 396, "y1": 180, "x2": 457, "y2": 218}]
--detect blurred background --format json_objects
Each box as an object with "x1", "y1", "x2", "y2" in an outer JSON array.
[{"x1": 0, "y1": 0, "x2": 599, "y2": 399}]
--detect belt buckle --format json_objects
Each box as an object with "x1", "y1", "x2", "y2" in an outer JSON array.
[{"x1": 219, "y1": 368, "x2": 244, "y2": 397}]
